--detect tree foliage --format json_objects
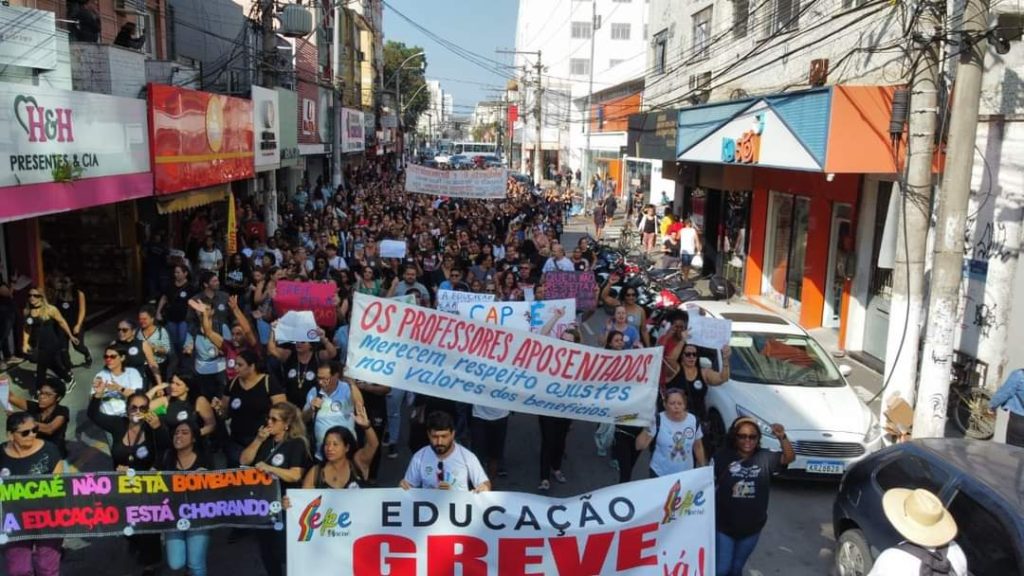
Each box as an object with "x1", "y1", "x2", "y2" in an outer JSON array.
[{"x1": 383, "y1": 41, "x2": 429, "y2": 130}]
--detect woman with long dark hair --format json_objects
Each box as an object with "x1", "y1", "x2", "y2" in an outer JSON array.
[
  {"x1": 150, "y1": 374, "x2": 216, "y2": 439},
  {"x1": 21, "y1": 286, "x2": 76, "y2": 393},
  {"x1": 53, "y1": 275, "x2": 90, "y2": 368},
  {"x1": 213, "y1": 349, "x2": 286, "y2": 468},
  {"x1": 302, "y1": 421, "x2": 377, "y2": 489},
  {"x1": 8, "y1": 379, "x2": 69, "y2": 459},
  {"x1": 157, "y1": 264, "x2": 193, "y2": 355},
  {"x1": 160, "y1": 420, "x2": 211, "y2": 576},
  {"x1": 111, "y1": 317, "x2": 162, "y2": 391},
  {"x1": 1, "y1": 412, "x2": 64, "y2": 575}
]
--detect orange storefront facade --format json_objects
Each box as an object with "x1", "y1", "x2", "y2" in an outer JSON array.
[{"x1": 675, "y1": 86, "x2": 912, "y2": 350}]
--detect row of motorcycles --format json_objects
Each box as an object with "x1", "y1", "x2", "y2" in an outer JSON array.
[{"x1": 588, "y1": 238, "x2": 736, "y2": 341}]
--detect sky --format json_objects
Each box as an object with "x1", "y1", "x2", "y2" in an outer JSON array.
[{"x1": 382, "y1": 0, "x2": 519, "y2": 115}]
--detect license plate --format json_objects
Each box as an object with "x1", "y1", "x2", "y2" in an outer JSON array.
[{"x1": 806, "y1": 460, "x2": 845, "y2": 474}]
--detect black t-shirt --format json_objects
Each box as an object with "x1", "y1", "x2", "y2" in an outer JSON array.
[
  {"x1": 713, "y1": 447, "x2": 786, "y2": 537},
  {"x1": 163, "y1": 282, "x2": 194, "y2": 323},
  {"x1": 226, "y1": 374, "x2": 284, "y2": 445},
  {"x1": 0, "y1": 441, "x2": 62, "y2": 477},
  {"x1": 159, "y1": 450, "x2": 212, "y2": 472},
  {"x1": 27, "y1": 401, "x2": 70, "y2": 458},
  {"x1": 254, "y1": 437, "x2": 308, "y2": 490},
  {"x1": 161, "y1": 398, "x2": 201, "y2": 433}
]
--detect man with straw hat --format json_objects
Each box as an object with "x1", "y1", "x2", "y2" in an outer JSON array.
[{"x1": 867, "y1": 488, "x2": 967, "y2": 575}]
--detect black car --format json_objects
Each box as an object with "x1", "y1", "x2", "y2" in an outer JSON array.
[{"x1": 833, "y1": 439, "x2": 1024, "y2": 575}]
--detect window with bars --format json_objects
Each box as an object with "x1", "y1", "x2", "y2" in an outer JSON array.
[
  {"x1": 653, "y1": 30, "x2": 667, "y2": 74},
  {"x1": 761, "y1": 0, "x2": 801, "y2": 36},
  {"x1": 610, "y1": 23, "x2": 631, "y2": 40},
  {"x1": 571, "y1": 21, "x2": 593, "y2": 39},
  {"x1": 733, "y1": 0, "x2": 750, "y2": 39},
  {"x1": 692, "y1": 7, "x2": 712, "y2": 61},
  {"x1": 570, "y1": 58, "x2": 592, "y2": 75}
]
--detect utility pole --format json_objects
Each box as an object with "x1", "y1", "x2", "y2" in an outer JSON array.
[
  {"x1": 880, "y1": 0, "x2": 943, "y2": 434},
  {"x1": 913, "y1": 0, "x2": 989, "y2": 436},
  {"x1": 498, "y1": 49, "x2": 544, "y2": 183},
  {"x1": 260, "y1": 0, "x2": 278, "y2": 236},
  {"x1": 583, "y1": 1, "x2": 599, "y2": 211},
  {"x1": 331, "y1": 1, "x2": 343, "y2": 188}
]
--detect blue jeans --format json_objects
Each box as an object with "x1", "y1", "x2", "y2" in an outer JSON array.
[
  {"x1": 167, "y1": 320, "x2": 189, "y2": 355},
  {"x1": 716, "y1": 531, "x2": 761, "y2": 576},
  {"x1": 165, "y1": 530, "x2": 209, "y2": 576},
  {"x1": 386, "y1": 389, "x2": 409, "y2": 445}
]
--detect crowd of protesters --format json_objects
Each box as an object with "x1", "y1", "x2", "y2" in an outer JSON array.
[{"x1": 1, "y1": 158, "x2": 795, "y2": 576}]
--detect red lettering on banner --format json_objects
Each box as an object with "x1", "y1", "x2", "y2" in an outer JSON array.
[
  {"x1": 616, "y1": 523, "x2": 659, "y2": 571},
  {"x1": 359, "y1": 301, "x2": 395, "y2": 333},
  {"x1": 498, "y1": 538, "x2": 545, "y2": 576},
  {"x1": 427, "y1": 535, "x2": 488, "y2": 576},
  {"x1": 353, "y1": 534, "x2": 416, "y2": 576},
  {"x1": 549, "y1": 532, "x2": 615, "y2": 575}
]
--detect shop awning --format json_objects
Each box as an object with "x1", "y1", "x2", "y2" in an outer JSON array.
[{"x1": 156, "y1": 185, "x2": 230, "y2": 215}]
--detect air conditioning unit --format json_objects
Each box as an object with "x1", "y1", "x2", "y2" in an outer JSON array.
[{"x1": 115, "y1": 0, "x2": 146, "y2": 15}]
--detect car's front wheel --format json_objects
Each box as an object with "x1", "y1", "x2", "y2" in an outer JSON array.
[{"x1": 835, "y1": 528, "x2": 873, "y2": 576}]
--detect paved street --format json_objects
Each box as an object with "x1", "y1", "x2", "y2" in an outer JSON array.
[{"x1": 0, "y1": 211, "x2": 883, "y2": 576}]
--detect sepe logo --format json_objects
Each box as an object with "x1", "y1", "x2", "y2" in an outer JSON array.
[
  {"x1": 660, "y1": 480, "x2": 706, "y2": 525},
  {"x1": 296, "y1": 495, "x2": 352, "y2": 541},
  {"x1": 13, "y1": 94, "x2": 75, "y2": 144}
]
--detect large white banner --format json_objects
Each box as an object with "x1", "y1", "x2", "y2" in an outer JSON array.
[
  {"x1": 0, "y1": 83, "x2": 150, "y2": 187},
  {"x1": 458, "y1": 298, "x2": 576, "y2": 339},
  {"x1": 405, "y1": 164, "x2": 508, "y2": 199},
  {"x1": 287, "y1": 468, "x2": 714, "y2": 576},
  {"x1": 251, "y1": 85, "x2": 280, "y2": 170},
  {"x1": 346, "y1": 293, "x2": 660, "y2": 425}
]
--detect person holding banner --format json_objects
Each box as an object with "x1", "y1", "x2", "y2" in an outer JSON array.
[
  {"x1": 87, "y1": 390, "x2": 167, "y2": 574},
  {"x1": 714, "y1": 416, "x2": 795, "y2": 576},
  {"x1": 607, "y1": 331, "x2": 646, "y2": 483},
  {"x1": 159, "y1": 420, "x2": 211, "y2": 576},
  {"x1": 7, "y1": 379, "x2": 69, "y2": 459},
  {"x1": 1, "y1": 412, "x2": 65, "y2": 576},
  {"x1": 401, "y1": 411, "x2": 490, "y2": 493},
  {"x1": 300, "y1": 421, "x2": 377, "y2": 490},
  {"x1": 240, "y1": 402, "x2": 309, "y2": 576},
  {"x1": 635, "y1": 388, "x2": 706, "y2": 477},
  {"x1": 537, "y1": 327, "x2": 582, "y2": 491}
]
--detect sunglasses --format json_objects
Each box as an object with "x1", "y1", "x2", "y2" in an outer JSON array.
[
  {"x1": 15, "y1": 427, "x2": 39, "y2": 437},
  {"x1": 104, "y1": 353, "x2": 119, "y2": 360},
  {"x1": 128, "y1": 405, "x2": 149, "y2": 413},
  {"x1": 683, "y1": 352, "x2": 698, "y2": 358},
  {"x1": 735, "y1": 434, "x2": 759, "y2": 441}
]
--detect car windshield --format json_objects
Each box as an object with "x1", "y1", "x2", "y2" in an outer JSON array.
[{"x1": 727, "y1": 331, "x2": 843, "y2": 387}]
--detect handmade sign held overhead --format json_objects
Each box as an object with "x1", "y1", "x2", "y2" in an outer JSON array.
[
  {"x1": 274, "y1": 281, "x2": 337, "y2": 328},
  {"x1": 435, "y1": 289, "x2": 494, "y2": 314},
  {"x1": 346, "y1": 293, "x2": 660, "y2": 426},
  {"x1": 274, "y1": 311, "x2": 320, "y2": 343},
  {"x1": 405, "y1": 165, "x2": 508, "y2": 199},
  {"x1": 0, "y1": 469, "x2": 281, "y2": 542},
  {"x1": 287, "y1": 468, "x2": 715, "y2": 576},
  {"x1": 544, "y1": 271, "x2": 598, "y2": 311},
  {"x1": 457, "y1": 298, "x2": 576, "y2": 338},
  {"x1": 379, "y1": 240, "x2": 407, "y2": 259},
  {"x1": 687, "y1": 314, "x2": 732, "y2": 350}
]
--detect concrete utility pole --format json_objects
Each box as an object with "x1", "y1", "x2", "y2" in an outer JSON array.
[
  {"x1": 261, "y1": 0, "x2": 279, "y2": 236},
  {"x1": 497, "y1": 50, "x2": 543, "y2": 182},
  {"x1": 913, "y1": 0, "x2": 989, "y2": 437},
  {"x1": 332, "y1": 1, "x2": 343, "y2": 188},
  {"x1": 583, "y1": 1, "x2": 599, "y2": 212},
  {"x1": 880, "y1": 0, "x2": 943, "y2": 436}
]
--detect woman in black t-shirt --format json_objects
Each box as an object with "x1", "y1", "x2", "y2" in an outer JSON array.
[
  {"x1": 213, "y1": 350, "x2": 286, "y2": 468},
  {"x1": 151, "y1": 374, "x2": 217, "y2": 440},
  {"x1": 157, "y1": 264, "x2": 194, "y2": 355},
  {"x1": 8, "y1": 379, "x2": 70, "y2": 458},
  {"x1": 240, "y1": 402, "x2": 308, "y2": 576},
  {"x1": 0, "y1": 412, "x2": 64, "y2": 575},
  {"x1": 160, "y1": 420, "x2": 212, "y2": 576}
]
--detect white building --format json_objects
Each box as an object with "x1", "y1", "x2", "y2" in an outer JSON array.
[
  {"x1": 514, "y1": 0, "x2": 650, "y2": 179},
  {"x1": 416, "y1": 79, "x2": 453, "y2": 144}
]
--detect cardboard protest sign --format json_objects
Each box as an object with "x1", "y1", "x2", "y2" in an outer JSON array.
[
  {"x1": 687, "y1": 314, "x2": 732, "y2": 350},
  {"x1": 273, "y1": 280, "x2": 337, "y2": 327},
  {"x1": 273, "y1": 310, "x2": 320, "y2": 343},
  {"x1": 287, "y1": 467, "x2": 714, "y2": 576},
  {"x1": 346, "y1": 293, "x2": 660, "y2": 425},
  {"x1": 435, "y1": 289, "x2": 494, "y2": 314},
  {"x1": 379, "y1": 240, "x2": 407, "y2": 259},
  {"x1": 544, "y1": 271, "x2": 598, "y2": 311},
  {"x1": 405, "y1": 164, "x2": 508, "y2": 199},
  {"x1": 0, "y1": 469, "x2": 281, "y2": 542},
  {"x1": 457, "y1": 298, "x2": 576, "y2": 338}
]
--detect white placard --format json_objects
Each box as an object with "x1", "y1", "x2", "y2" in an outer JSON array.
[
  {"x1": 0, "y1": 377, "x2": 11, "y2": 411},
  {"x1": 405, "y1": 164, "x2": 508, "y2": 199},
  {"x1": 287, "y1": 468, "x2": 715, "y2": 576},
  {"x1": 435, "y1": 289, "x2": 495, "y2": 314},
  {"x1": 379, "y1": 239, "x2": 407, "y2": 259},
  {"x1": 687, "y1": 314, "x2": 733, "y2": 350},
  {"x1": 274, "y1": 310, "x2": 320, "y2": 343},
  {"x1": 457, "y1": 298, "x2": 576, "y2": 338},
  {"x1": 0, "y1": 82, "x2": 151, "y2": 187},
  {"x1": 341, "y1": 108, "x2": 365, "y2": 153}
]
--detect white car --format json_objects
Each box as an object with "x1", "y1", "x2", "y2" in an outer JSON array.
[{"x1": 689, "y1": 301, "x2": 883, "y2": 477}]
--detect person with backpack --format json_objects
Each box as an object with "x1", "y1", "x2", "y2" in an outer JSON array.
[
  {"x1": 867, "y1": 488, "x2": 966, "y2": 575},
  {"x1": 635, "y1": 388, "x2": 706, "y2": 477}
]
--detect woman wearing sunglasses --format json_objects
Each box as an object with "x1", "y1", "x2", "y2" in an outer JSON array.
[
  {"x1": 87, "y1": 388, "x2": 168, "y2": 575},
  {"x1": 7, "y1": 379, "x2": 69, "y2": 459},
  {"x1": 0, "y1": 412, "x2": 64, "y2": 575},
  {"x1": 91, "y1": 346, "x2": 144, "y2": 417},
  {"x1": 666, "y1": 343, "x2": 731, "y2": 428},
  {"x1": 713, "y1": 416, "x2": 795, "y2": 576},
  {"x1": 110, "y1": 318, "x2": 162, "y2": 392},
  {"x1": 21, "y1": 287, "x2": 77, "y2": 393}
]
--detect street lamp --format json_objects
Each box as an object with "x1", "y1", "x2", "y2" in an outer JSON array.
[{"x1": 388, "y1": 51, "x2": 425, "y2": 167}]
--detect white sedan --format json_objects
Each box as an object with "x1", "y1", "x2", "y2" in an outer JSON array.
[{"x1": 690, "y1": 301, "x2": 883, "y2": 477}]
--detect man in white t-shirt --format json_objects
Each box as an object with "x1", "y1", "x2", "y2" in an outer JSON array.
[
  {"x1": 542, "y1": 243, "x2": 574, "y2": 273},
  {"x1": 677, "y1": 222, "x2": 701, "y2": 278},
  {"x1": 400, "y1": 411, "x2": 490, "y2": 492},
  {"x1": 867, "y1": 488, "x2": 967, "y2": 575}
]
